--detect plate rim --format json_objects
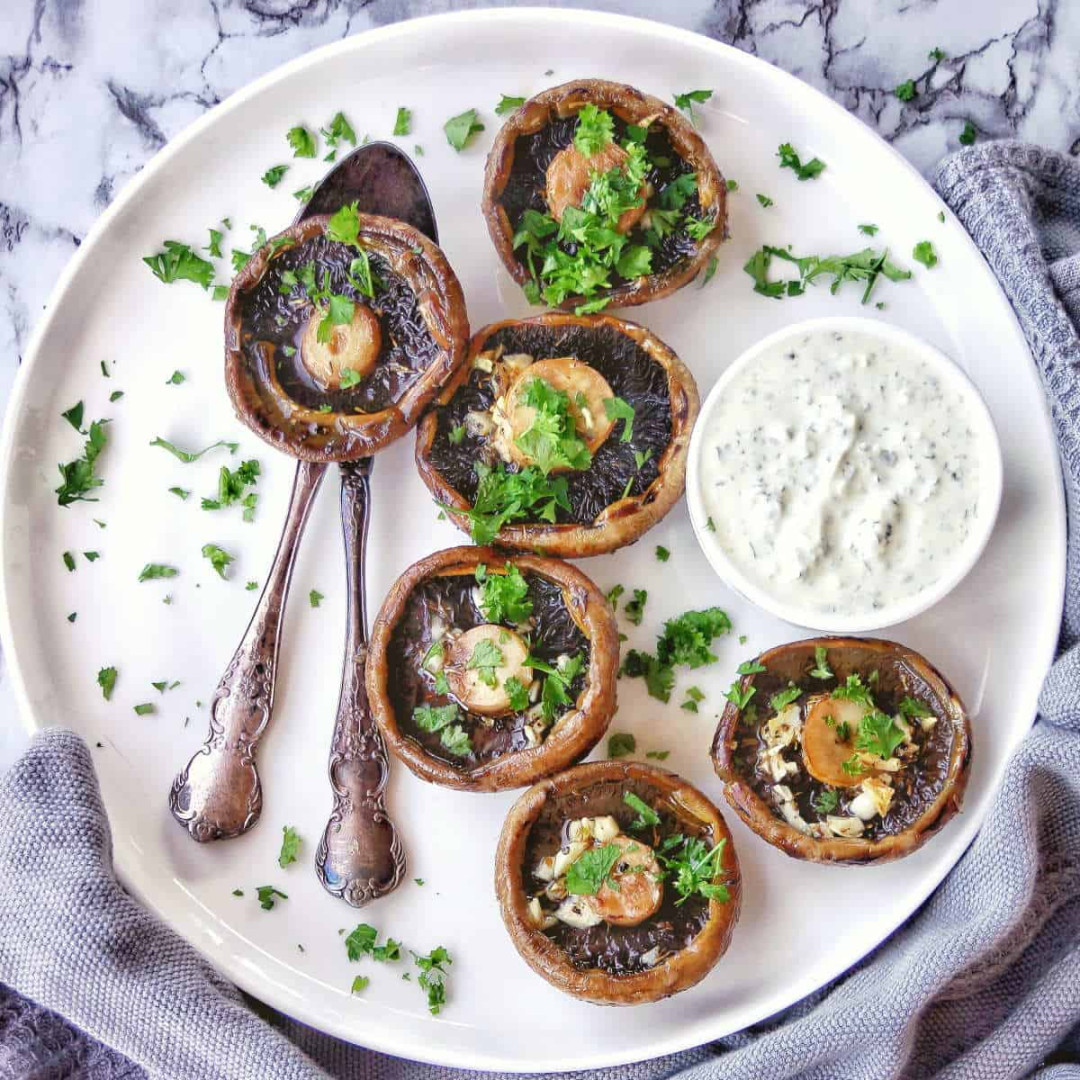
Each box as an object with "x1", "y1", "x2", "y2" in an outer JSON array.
[{"x1": 0, "y1": 6, "x2": 1066, "y2": 1071}]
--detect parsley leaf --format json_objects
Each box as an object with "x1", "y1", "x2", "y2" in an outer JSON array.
[
  {"x1": 133, "y1": 702, "x2": 155, "y2": 716},
  {"x1": 414, "y1": 703, "x2": 472, "y2": 756},
  {"x1": 769, "y1": 683, "x2": 802, "y2": 712},
  {"x1": 514, "y1": 377, "x2": 592, "y2": 473},
  {"x1": 833, "y1": 673, "x2": 874, "y2": 708},
  {"x1": 744, "y1": 244, "x2": 912, "y2": 304},
  {"x1": 444, "y1": 108, "x2": 484, "y2": 151},
  {"x1": 450, "y1": 462, "x2": 570, "y2": 544},
  {"x1": 777, "y1": 142, "x2": 826, "y2": 181},
  {"x1": 138, "y1": 563, "x2": 178, "y2": 582},
  {"x1": 858, "y1": 223, "x2": 879, "y2": 236},
  {"x1": 393, "y1": 107, "x2": 411, "y2": 136},
  {"x1": 150, "y1": 437, "x2": 237, "y2": 463},
  {"x1": 574, "y1": 104, "x2": 614, "y2": 155},
  {"x1": 287, "y1": 125, "x2": 317, "y2": 158},
  {"x1": 812, "y1": 788, "x2": 839, "y2": 814},
  {"x1": 895, "y1": 80, "x2": 916, "y2": 102},
  {"x1": 56, "y1": 419, "x2": 108, "y2": 506},
  {"x1": 898, "y1": 696, "x2": 933, "y2": 719},
  {"x1": 929, "y1": 47, "x2": 947, "y2": 62},
  {"x1": 504, "y1": 676, "x2": 530, "y2": 712},
  {"x1": 97, "y1": 666, "x2": 117, "y2": 701},
  {"x1": 624, "y1": 588, "x2": 648, "y2": 626},
  {"x1": 855, "y1": 709, "x2": 905, "y2": 759},
  {"x1": 201, "y1": 543, "x2": 234, "y2": 580},
  {"x1": 755, "y1": 193, "x2": 774, "y2": 208},
  {"x1": 913, "y1": 240, "x2": 938, "y2": 268},
  {"x1": 201, "y1": 460, "x2": 259, "y2": 518},
  {"x1": 603, "y1": 396, "x2": 635, "y2": 441},
  {"x1": 495, "y1": 94, "x2": 525, "y2": 115},
  {"x1": 261, "y1": 164, "x2": 289, "y2": 188},
  {"x1": 608, "y1": 732, "x2": 636, "y2": 759},
  {"x1": 809, "y1": 646, "x2": 833, "y2": 680},
  {"x1": 309, "y1": 589, "x2": 324, "y2": 608},
  {"x1": 624, "y1": 791, "x2": 660, "y2": 829},
  {"x1": 278, "y1": 825, "x2": 301, "y2": 868},
  {"x1": 959, "y1": 121, "x2": 977, "y2": 146},
  {"x1": 657, "y1": 835, "x2": 729, "y2": 905},
  {"x1": 467, "y1": 638, "x2": 504, "y2": 687},
  {"x1": 673, "y1": 88, "x2": 713, "y2": 124},
  {"x1": 256, "y1": 885, "x2": 287, "y2": 910},
  {"x1": 62, "y1": 402, "x2": 84, "y2": 431},
  {"x1": 351, "y1": 976, "x2": 369, "y2": 994},
  {"x1": 412, "y1": 946, "x2": 452, "y2": 1015},
  {"x1": 657, "y1": 607, "x2": 731, "y2": 668},
  {"x1": 565, "y1": 843, "x2": 621, "y2": 895},
  {"x1": 476, "y1": 562, "x2": 533, "y2": 623},
  {"x1": 620, "y1": 649, "x2": 675, "y2": 703},
  {"x1": 656, "y1": 545, "x2": 670, "y2": 562},
  {"x1": 143, "y1": 242, "x2": 215, "y2": 289}
]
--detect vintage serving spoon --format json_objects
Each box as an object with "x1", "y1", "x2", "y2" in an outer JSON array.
[{"x1": 169, "y1": 147, "x2": 438, "y2": 911}]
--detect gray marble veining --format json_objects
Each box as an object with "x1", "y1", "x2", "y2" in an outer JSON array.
[{"x1": 0, "y1": 0, "x2": 1076, "y2": 766}]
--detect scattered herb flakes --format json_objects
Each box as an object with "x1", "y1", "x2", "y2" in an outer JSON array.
[
  {"x1": 858, "y1": 223, "x2": 879, "y2": 236},
  {"x1": 606, "y1": 583, "x2": 625, "y2": 606},
  {"x1": 232, "y1": 888, "x2": 244, "y2": 897},
  {"x1": 100, "y1": 360, "x2": 110, "y2": 378},
  {"x1": 393, "y1": 107, "x2": 412, "y2": 136},
  {"x1": 257, "y1": 885, "x2": 288, "y2": 910},
  {"x1": 833, "y1": 673, "x2": 874, "y2": 708},
  {"x1": 495, "y1": 94, "x2": 526, "y2": 115},
  {"x1": 309, "y1": 589, "x2": 324, "y2": 608},
  {"x1": 777, "y1": 142, "x2": 826, "y2": 181},
  {"x1": 56, "y1": 419, "x2": 108, "y2": 506},
  {"x1": 913, "y1": 240, "x2": 939, "y2": 268},
  {"x1": 166, "y1": 370, "x2": 185, "y2": 385},
  {"x1": 414, "y1": 702, "x2": 472, "y2": 757},
  {"x1": 138, "y1": 563, "x2": 178, "y2": 582},
  {"x1": 321, "y1": 111, "x2": 357, "y2": 157},
  {"x1": 133, "y1": 703, "x2": 155, "y2": 716},
  {"x1": 412, "y1": 946, "x2": 452, "y2": 1015},
  {"x1": 278, "y1": 825, "x2": 301, "y2": 868},
  {"x1": 620, "y1": 648, "x2": 675, "y2": 703},
  {"x1": 168, "y1": 487, "x2": 190, "y2": 500},
  {"x1": 726, "y1": 178, "x2": 739, "y2": 192},
  {"x1": 206, "y1": 228, "x2": 224, "y2": 258},
  {"x1": 624, "y1": 791, "x2": 660, "y2": 829},
  {"x1": 287, "y1": 125, "x2": 317, "y2": 158},
  {"x1": 476, "y1": 562, "x2": 532, "y2": 623},
  {"x1": 855, "y1": 709, "x2": 905, "y2": 759},
  {"x1": 938, "y1": 210, "x2": 946, "y2": 223},
  {"x1": 603, "y1": 395, "x2": 636, "y2": 442},
  {"x1": 809, "y1": 646, "x2": 834, "y2": 680},
  {"x1": 645, "y1": 749, "x2": 670, "y2": 761},
  {"x1": 351, "y1": 976, "x2": 370, "y2": 994},
  {"x1": 67, "y1": 612, "x2": 77, "y2": 623},
  {"x1": 150, "y1": 437, "x2": 238, "y2": 463},
  {"x1": 929, "y1": 46, "x2": 947, "y2": 62},
  {"x1": 744, "y1": 243, "x2": 911, "y2": 305},
  {"x1": 293, "y1": 185, "x2": 315, "y2": 204},
  {"x1": 444, "y1": 108, "x2": 484, "y2": 151},
  {"x1": 755, "y1": 193, "x2": 774, "y2": 208},
  {"x1": 97, "y1": 666, "x2": 118, "y2": 700},
  {"x1": 143, "y1": 242, "x2": 215, "y2": 289},
  {"x1": 706, "y1": 517, "x2": 717, "y2": 533},
  {"x1": 83, "y1": 551, "x2": 100, "y2": 562},
  {"x1": 261, "y1": 164, "x2": 289, "y2": 188},
  {"x1": 201, "y1": 459, "x2": 260, "y2": 518},
  {"x1": 151, "y1": 680, "x2": 180, "y2": 693},
  {"x1": 658, "y1": 834, "x2": 730, "y2": 904},
  {"x1": 565, "y1": 843, "x2": 621, "y2": 896},
  {"x1": 655, "y1": 545, "x2": 670, "y2": 562},
  {"x1": 681, "y1": 686, "x2": 705, "y2": 713},
  {"x1": 812, "y1": 788, "x2": 839, "y2": 814},
  {"x1": 607, "y1": 731, "x2": 636, "y2": 759},
  {"x1": 63, "y1": 551, "x2": 76, "y2": 572},
  {"x1": 895, "y1": 79, "x2": 916, "y2": 102},
  {"x1": 109, "y1": 390, "x2": 125, "y2": 402},
  {"x1": 202, "y1": 543, "x2": 235, "y2": 580},
  {"x1": 624, "y1": 588, "x2": 648, "y2": 626},
  {"x1": 245, "y1": 581, "x2": 258, "y2": 591},
  {"x1": 62, "y1": 402, "x2": 84, "y2": 431},
  {"x1": 701, "y1": 256, "x2": 719, "y2": 288},
  {"x1": 959, "y1": 121, "x2": 977, "y2": 146},
  {"x1": 447, "y1": 462, "x2": 570, "y2": 545},
  {"x1": 657, "y1": 607, "x2": 731, "y2": 669},
  {"x1": 672, "y1": 88, "x2": 713, "y2": 125},
  {"x1": 769, "y1": 683, "x2": 802, "y2": 712},
  {"x1": 899, "y1": 695, "x2": 934, "y2": 719}
]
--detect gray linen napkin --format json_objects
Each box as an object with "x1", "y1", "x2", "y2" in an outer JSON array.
[{"x1": 3, "y1": 139, "x2": 1080, "y2": 1080}]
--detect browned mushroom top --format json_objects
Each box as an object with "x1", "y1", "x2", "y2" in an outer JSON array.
[
  {"x1": 482, "y1": 79, "x2": 726, "y2": 312},
  {"x1": 367, "y1": 546, "x2": 618, "y2": 791},
  {"x1": 225, "y1": 208, "x2": 468, "y2": 461},
  {"x1": 495, "y1": 761, "x2": 740, "y2": 1005},
  {"x1": 711, "y1": 637, "x2": 971, "y2": 863},
  {"x1": 415, "y1": 312, "x2": 698, "y2": 558}
]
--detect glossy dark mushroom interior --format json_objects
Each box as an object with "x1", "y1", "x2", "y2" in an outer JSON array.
[
  {"x1": 226, "y1": 212, "x2": 468, "y2": 461},
  {"x1": 496, "y1": 761, "x2": 741, "y2": 1005},
  {"x1": 367, "y1": 546, "x2": 619, "y2": 791},
  {"x1": 483, "y1": 78, "x2": 726, "y2": 310},
  {"x1": 712, "y1": 637, "x2": 972, "y2": 864},
  {"x1": 415, "y1": 313, "x2": 699, "y2": 557}
]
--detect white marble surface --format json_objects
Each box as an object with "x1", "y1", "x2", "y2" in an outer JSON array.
[{"x1": 0, "y1": 0, "x2": 1077, "y2": 770}]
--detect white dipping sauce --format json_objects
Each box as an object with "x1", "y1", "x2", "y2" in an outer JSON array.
[{"x1": 698, "y1": 327, "x2": 984, "y2": 617}]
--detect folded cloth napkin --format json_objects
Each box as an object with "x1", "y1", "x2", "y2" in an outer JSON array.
[{"x1": 4, "y1": 139, "x2": 1080, "y2": 1080}]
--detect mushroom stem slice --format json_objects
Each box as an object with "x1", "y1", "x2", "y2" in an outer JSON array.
[
  {"x1": 544, "y1": 142, "x2": 647, "y2": 234},
  {"x1": 802, "y1": 695, "x2": 869, "y2": 787},
  {"x1": 584, "y1": 834, "x2": 663, "y2": 927},
  {"x1": 445, "y1": 624, "x2": 534, "y2": 717},
  {"x1": 300, "y1": 301, "x2": 382, "y2": 389}
]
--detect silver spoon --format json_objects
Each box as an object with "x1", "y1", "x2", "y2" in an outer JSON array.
[{"x1": 169, "y1": 147, "x2": 437, "y2": 910}]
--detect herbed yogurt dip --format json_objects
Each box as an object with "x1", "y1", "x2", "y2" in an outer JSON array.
[{"x1": 698, "y1": 326, "x2": 984, "y2": 618}]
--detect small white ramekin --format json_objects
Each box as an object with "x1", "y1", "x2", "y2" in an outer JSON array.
[{"x1": 685, "y1": 315, "x2": 1004, "y2": 633}]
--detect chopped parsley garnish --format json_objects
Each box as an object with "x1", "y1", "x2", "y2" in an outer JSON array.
[
  {"x1": 467, "y1": 638, "x2": 504, "y2": 687},
  {"x1": 278, "y1": 825, "x2": 301, "y2": 868},
  {"x1": 624, "y1": 588, "x2": 648, "y2": 626},
  {"x1": 82, "y1": 551, "x2": 99, "y2": 562},
  {"x1": 201, "y1": 543, "x2": 234, "y2": 580},
  {"x1": 657, "y1": 607, "x2": 731, "y2": 668},
  {"x1": 606, "y1": 583, "x2": 625, "y2": 605},
  {"x1": 287, "y1": 125, "x2": 317, "y2": 158},
  {"x1": 672, "y1": 88, "x2": 713, "y2": 124},
  {"x1": 833, "y1": 673, "x2": 874, "y2": 708},
  {"x1": 658, "y1": 834, "x2": 729, "y2": 904},
  {"x1": 607, "y1": 731, "x2": 636, "y2": 759},
  {"x1": 257, "y1": 885, "x2": 288, "y2": 910},
  {"x1": 414, "y1": 703, "x2": 472, "y2": 756},
  {"x1": 756, "y1": 193, "x2": 774, "y2": 208},
  {"x1": 809, "y1": 646, "x2": 833, "y2": 680},
  {"x1": 320, "y1": 111, "x2": 356, "y2": 160},
  {"x1": 97, "y1": 666, "x2": 117, "y2": 701},
  {"x1": 443, "y1": 108, "x2": 484, "y2": 151},
  {"x1": 929, "y1": 46, "x2": 947, "y2": 62},
  {"x1": 858, "y1": 223, "x2": 879, "y2": 236},
  {"x1": 959, "y1": 121, "x2": 977, "y2": 146},
  {"x1": 565, "y1": 843, "x2": 621, "y2": 895},
  {"x1": 681, "y1": 685, "x2": 705, "y2": 712},
  {"x1": 109, "y1": 390, "x2": 124, "y2": 402},
  {"x1": 133, "y1": 703, "x2": 155, "y2": 716},
  {"x1": 165, "y1": 370, "x2": 185, "y2": 385},
  {"x1": 150, "y1": 437, "x2": 237, "y2": 463},
  {"x1": 624, "y1": 791, "x2": 660, "y2": 829},
  {"x1": 495, "y1": 94, "x2": 525, "y2": 115},
  {"x1": 777, "y1": 142, "x2": 826, "y2": 181},
  {"x1": 895, "y1": 79, "x2": 916, "y2": 102},
  {"x1": 701, "y1": 256, "x2": 720, "y2": 288},
  {"x1": 309, "y1": 589, "x2": 324, "y2": 608},
  {"x1": 67, "y1": 612, "x2": 76, "y2": 623},
  {"x1": 151, "y1": 680, "x2": 180, "y2": 693},
  {"x1": 724, "y1": 678, "x2": 756, "y2": 711},
  {"x1": 655, "y1": 545, "x2": 670, "y2": 562},
  {"x1": 525, "y1": 652, "x2": 584, "y2": 722},
  {"x1": 207, "y1": 228, "x2": 224, "y2": 257},
  {"x1": 261, "y1": 164, "x2": 289, "y2": 188},
  {"x1": 413, "y1": 946, "x2": 452, "y2": 1015},
  {"x1": 62, "y1": 402, "x2": 84, "y2": 431},
  {"x1": 245, "y1": 581, "x2": 258, "y2": 591},
  {"x1": 138, "y1": 564, "x2": 178, "y2": 582},
  {"x1": 855, "y1": 709, "x2": 905, "y2": 759},
  {"x1": 633, "y1": 448, "x2": 652, "y2": 470},
  {"x1": 351, "y1": 976, "x2": 369, "y2": 994},
  {"x1": 393, "y1": 107, "x2": 411, "y2": 136},
  {"x1": 812, "y1": 788, "x2": 839, "y2": 814},
  {"x1": 646, "y1": 749, "x2": 670, "y2": 761},
  {"x1": 293, "y1": 185, "x2": 314, "y2": 203},
  {"x1": 475, "y1": 562, "x2": 532, "y2": 623},
  {"x1": 842, "y1": 755, "x2": 865, "y2": 776},
  {"x1": 56, "y1": 418, "x2": 107, "y2": 506},
  {"x1": 515, "y1": 377, "x2": 591, "y2": 472},
  {"x1": 504, "y1": 676, "x2": 530, "y2": 712},
  {"x1": 620, "y1": 649, "x2": 675, "y2": 703},
  {"x1": 769, "y1": 684, "x2": 801, "y2": 712},
  {"x1": 447, "y1": 423, "x2": 466, "y2": 445},
  {"x1": 603, "y1": 396, "x2": 635, "y2": 441},
  {"x1": 573, "y1": 103, "x2": 614, "y2": 155},
  {"x1": 744, "y1": 244, "x2": 911, "y2": 304},
  {"x1": 201, "y1": 459, "x2": 259, "y2": 520},
  {"x1": 450, "y1": 461, "x2": 569, "y2": 544},
  {"x1": 143, "y1": 242, "x2": 215, "y2": 289},
  {"x1": 913, "y1": 240, "x2": 938, "y2": 268},
  {"x1": 898, "y1": 696, "x2": 933, "y2": 719}
]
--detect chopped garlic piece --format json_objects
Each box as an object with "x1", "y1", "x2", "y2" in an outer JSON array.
[
  {"x1": 826, "y1": 815, "x2": 865, "y2": 838},
  {"x1": 555, "y1": 897, "x2": 604, "y2": 929},
  {"x1": 473, "y1": 351, "x2": 494, "y2": 372},
  {"x1": 640, "y1": 946, "x2": 662, "y2": 968},
  {"x1": 850, "y1": 776, "x2": 895, "y2": 821},
  {"x1": 533, "y1": 855, "x2": 555, "y2": 882},
  {"x1": 552, "y1": 840, "x2": 588, "y2": 879},
  {"x1": 764, "y1": 703, "x2": 802, "y2": 749}
]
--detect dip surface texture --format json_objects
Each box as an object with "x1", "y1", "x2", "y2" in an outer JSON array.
[{"x1": 699, "y1": 327, "x2": 984, "y2": 617}]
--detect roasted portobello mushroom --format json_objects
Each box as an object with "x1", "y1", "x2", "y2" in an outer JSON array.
[
  {"x1": 367, "y1": 546, "x2": 619, "y2": 791},
  {"x1": 415, "y1": 313, "x2": 699, "y2": 557},
  {"x1": 496, "y1": 761, "x2": 741, "y2": 1005},
  {"x1": 483, "y1": 78, "x2": 726, "y2": 311},
  {"x1": 711, "y1": 638, "x2": 971, "y2": 864},
  {"x1": 225, "y1": 206, "x2": 468, "y2": 461}
]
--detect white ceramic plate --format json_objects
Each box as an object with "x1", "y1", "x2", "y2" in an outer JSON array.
[{"x1": 0, "y1": 9, "x2": 1064, "y2": 1073}]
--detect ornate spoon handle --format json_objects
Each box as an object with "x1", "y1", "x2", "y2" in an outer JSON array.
[
  {"x1": 316, "y1": 458, "x2": 406, "y2": 905},
  {"x1": 169, "y1": 459, "x2": 327, "y2": 841}
]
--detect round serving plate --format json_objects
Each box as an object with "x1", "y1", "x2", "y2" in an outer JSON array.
[{"x1": 0, "y1": 8, "x2": 1064, "y2": 1072}]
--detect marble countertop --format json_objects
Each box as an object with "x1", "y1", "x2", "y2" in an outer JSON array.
[{"x1": 0, "y1": 0, "x2": 1076, "y2": 767}]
